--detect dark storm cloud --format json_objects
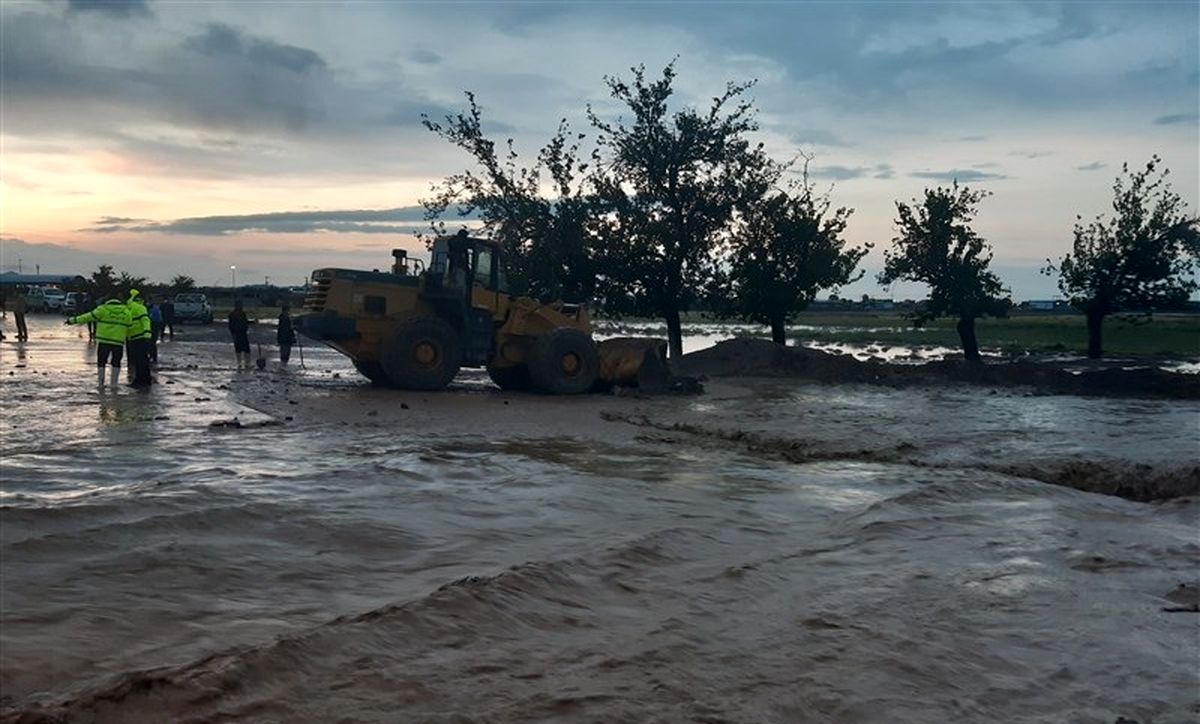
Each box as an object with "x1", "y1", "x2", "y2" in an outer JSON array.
[
  {"x1": 1076, "y1": 161, "x2": 1106, "y2": 171},
  {"x1": 409, "y1": 49, "x2": 443, "y2": 65},
  {"x1": 184, "y1": 23, "x2": 326, "y2": 74},
  {"x1": 792, "y1": 129, "x2": 852, "y2": 148},
  {"x1": 0, "y1": 9, "x2": 455, "y2": 142},
  {"x1": 807, "y1": 163, "x2": 894, "y2": 181},
  {"x1": 86, "y1": 207, "x2": 480, "y2": 235},
  {"x1": 66, "y1": 0, "x2": 151, "y2": 18},
  {"x1": 910, "y1": 169, "x2": 1010, "y2": 182},
  {"x1": 1153, "y1": 113, "x2": 1199, "y2": 125}
]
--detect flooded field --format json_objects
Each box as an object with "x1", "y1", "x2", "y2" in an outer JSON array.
[{"x1": 2, "y1": 315, "x2": 1198, "y2": 723}]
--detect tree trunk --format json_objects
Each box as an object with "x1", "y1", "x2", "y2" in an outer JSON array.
[
  {"x1": 770, "y1": 314, "x2": 787, "y2": 346},
  {"x1": 956, "y1": 315, "x2": 981, "y2": 362},
  {"x1": 665, "y1": 307, "x2": 683, "y2": 360},
  {"x1": 1086, "y1": 309, "x2": 1104, "y2": 359}
]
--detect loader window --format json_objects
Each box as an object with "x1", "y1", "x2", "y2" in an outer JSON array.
[{"x1": 473, "y1": 247, "x2": 494, "y2": 289}]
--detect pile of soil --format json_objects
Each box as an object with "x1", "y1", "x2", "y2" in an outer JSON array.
[{"x1": 675, "y1": 338, "x2": 1200, "y2": 399}]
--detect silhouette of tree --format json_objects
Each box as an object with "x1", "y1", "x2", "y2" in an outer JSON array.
[
  {"x1": 727, "y1": 161, "x2": 870, "y2": 344},
  {"x1": 421, "y1": 93, "x2": 596, "y2": 301},
  {"x1": 169, "y1": 275, "x2": 196, "y2": 294},
  {"x1": 117, "y1": 271, "x2": 147, "y2": 295},
  {"x1": 588, "y1": 62, "x2": 781, "y2": 359},
  {"x1": 1046, "y1": 156, "x2": 1199, "y2": 358},
  {"x1": 879, "y1": 183, "x2": 1009, "y2": 362},
  {"x1": 87, "y1": 265, "x2": 117, "y2": 299}
]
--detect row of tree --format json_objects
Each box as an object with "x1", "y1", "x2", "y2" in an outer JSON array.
[
  {"x1": 421, "y1": 62, "x2": 1198, "y2": 360},
  {"x1": 84, "y1": 265, "x2": 196, "y2": 301}
]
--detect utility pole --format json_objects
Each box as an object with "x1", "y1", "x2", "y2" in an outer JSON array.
[
  {"x1": 230, "y1": 265, "x2": 237, "y2": 288},
  {"x1": 17, "y1": 259, "x2": 22, "y2": 273}
]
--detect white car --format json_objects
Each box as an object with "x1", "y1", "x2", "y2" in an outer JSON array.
[
  {"x1": 173, "y1": 293, "x2": 214, "y2": 324},
  {"x1": 24, "y1": 287, "x2": 67, "y2": 312}
]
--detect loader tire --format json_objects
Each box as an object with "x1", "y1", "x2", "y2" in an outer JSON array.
[
  {"x1": 353, "y1": 360, "x2": 390, "y2": 386},
  {"x1": 487, "y1": 363, "x2": 530, "y2": 391},
  {"x1": 528, "y1": 328, "x2": 599, "y2": 395},
  {"x1": 379, "y1": 317, "x2": 461, "y2": 391}
]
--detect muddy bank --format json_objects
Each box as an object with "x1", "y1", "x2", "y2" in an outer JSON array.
[
  {"x1": 676, "y1": 338, "x2": 1200, "y2": 399},
  {"x1": 603, "y1": 411, "x2": 1200, "y2": 503}
]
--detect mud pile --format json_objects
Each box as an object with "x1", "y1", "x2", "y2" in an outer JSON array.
[{"x1": 676, "y1": 338, "x2": 1200, "y2": 399}]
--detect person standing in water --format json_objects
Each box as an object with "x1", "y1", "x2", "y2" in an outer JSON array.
[
  {"x1": 67, "y1": 297, "x2": 131, "y2": 387},
  {"x1": 277, "y1": 304, "x2": 297, "y2": 366},
  {"x1": 12, "y1": 292, "x2": 28, "y2": 342},
  {"x1": 125, "y1": 289, "x2": 153, "y2": 387},
  {"x1": 228, "y1": 300, "x2": 251, "y2": 369}
]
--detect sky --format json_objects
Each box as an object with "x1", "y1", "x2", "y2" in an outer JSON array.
[{"x1": 1, "y1": 0, "x2": 1197, "y2": 301}]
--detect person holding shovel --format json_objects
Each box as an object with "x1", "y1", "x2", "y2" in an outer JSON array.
[{"x1": 277, "y1": 304, "x2": 297, "y2": 366}]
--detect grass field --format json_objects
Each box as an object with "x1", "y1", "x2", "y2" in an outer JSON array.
[
  {"x1": 603, "y1": 311, "x2": 1200, "y2": 358},
  {"x1": 788, "y1": 311, "x2": 1200, "y2": 357}
]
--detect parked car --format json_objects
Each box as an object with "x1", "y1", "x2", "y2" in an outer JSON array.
[
  {"x1": 23, "y1": 287, "x2": 67, "y2": 312},
  {"x1": 62, "y1": 292, "x2": 90, "y2": 315},
  {"x1": 173, "y1": 293, "x2": 214, "y2": 324}
]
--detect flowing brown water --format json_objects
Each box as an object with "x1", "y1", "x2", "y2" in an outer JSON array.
[{"x1": 2, "y1": 316, "x2": 1198, "y2": 723}]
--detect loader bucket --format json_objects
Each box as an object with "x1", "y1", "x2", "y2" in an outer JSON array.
[{"x1": 596, "y1": 337, "x2": 670, "y2": 393}]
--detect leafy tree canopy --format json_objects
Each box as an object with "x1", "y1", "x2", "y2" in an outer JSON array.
[
  {"x1": 1052, "y1": 155, "x2": 1198, "y2": 316},
  {"x1": 879, "y1": 183, "x2": 1009, "y2": 361},
  {"x1": 879, "y1": 183, "x2": 1009, "y2": 325},
  {"x1": 727, "y1": 160, "x2": 870, "y2": 344},
  {"x1": 588, "y1": 61, "x2": 783, "y2": 357}
]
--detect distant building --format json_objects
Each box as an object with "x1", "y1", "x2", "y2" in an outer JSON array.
[
  {"x1": 1020, "y1": 300, "x2": 1061, "y2": 311},
  {"x1": 0, "y1": 272, "x2": 86, "y2": 289}
]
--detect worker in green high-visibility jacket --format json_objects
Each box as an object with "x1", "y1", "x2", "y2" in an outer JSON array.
[
  {"x1": 67, "y1": 298, "x2": 131, "y2": 387},
  {"x1": 125, "y1": 289, "x2": 153, "y2": 388}
]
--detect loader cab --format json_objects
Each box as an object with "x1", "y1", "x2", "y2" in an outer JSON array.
[{"x1": 428, "y1": 234, "x2": 509, "y2": 294}]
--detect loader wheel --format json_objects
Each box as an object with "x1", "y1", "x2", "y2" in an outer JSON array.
[
  {"x1": 379, "y1": 317, "x2": 461, "y2": 391},
  {"x1": 528, "y1": 328, "x2": 599, "y2": 395},
  {"x1": 353, "y1": 360, "x2": 390, "y2": 386},
  {"x1": 487, "y1": 363, "x2": 530, "y2": 391}
]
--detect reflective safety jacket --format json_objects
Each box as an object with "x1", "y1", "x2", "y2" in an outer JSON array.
[
  {"x1": 126, "y1": 296, "x2": 152, "y2": 341},
  {"x1": 71, "y1": 299, "x2": 131, "y2": 346}
]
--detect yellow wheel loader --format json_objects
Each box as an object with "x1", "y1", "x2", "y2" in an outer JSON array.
[{"x1": 296, "y1": 233, "x2": 658, "y2": 394}]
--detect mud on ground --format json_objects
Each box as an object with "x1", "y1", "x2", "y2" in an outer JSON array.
[{"x1": 675, "y1": 337, "x2": 1200, "y2": 400}]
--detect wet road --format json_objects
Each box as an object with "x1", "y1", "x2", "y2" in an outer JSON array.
[{"x1": 1, "y1": 315, "x2": 1198, "y2": 723}]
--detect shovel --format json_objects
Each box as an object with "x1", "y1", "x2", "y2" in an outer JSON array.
[{"x1": 256, "y1": 343, "x2": 267, "y2": 370}]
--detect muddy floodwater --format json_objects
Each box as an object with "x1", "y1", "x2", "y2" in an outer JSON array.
[{"x1": 2, "y1": 315, "x2": 1198, "y2": 723}]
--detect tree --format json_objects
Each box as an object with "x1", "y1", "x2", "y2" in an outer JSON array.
[
  {"x1": 169, "y1": 275, "x2": 196, "y2": 294},
  {"x1": 588, "y1": 62, "x2": 782, "y2": 359},
  {"x1": 727, "y1": 163, "x2": 870, "y2": 344},
  {"x1": 1047, "y1": 156, "x2": 1199, "y2": 358},
  {"x1": 878, "y1": 183, "x2": 1009, "y2": 362},
  {"x1": 88, "y1": 265, "x2": 117, "y2": 299},
  {"x1": 421, "y1": 93, "x2": 596, "y2": 301},
  {"x1": 117, "y1": 271, "x2": 147, "y2": 295}
]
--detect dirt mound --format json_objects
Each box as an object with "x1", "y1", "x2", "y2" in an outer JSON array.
[{"x1": 675, "y1": 338, "x2": 1200, "y2": 399}]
